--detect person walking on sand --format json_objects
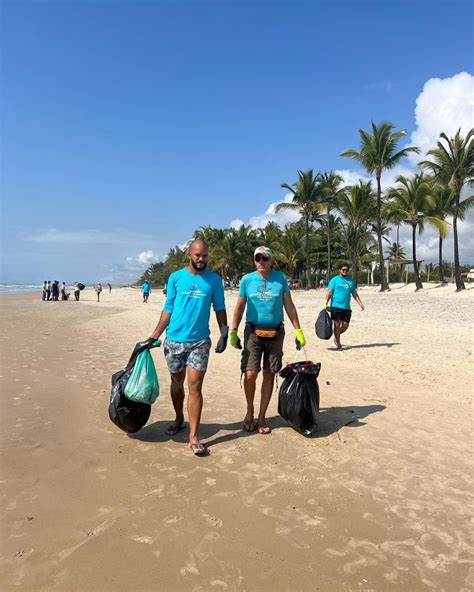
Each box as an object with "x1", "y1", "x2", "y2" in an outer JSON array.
[
  {"x1": 142, "y1": 280, "x2": 151, "y2": 303},
  {"x1": 230, "y1": 246, "x2": 306, "y2": 434},
  {"x1": 147, "y1": 239, "x2": 228, "y2": 456},
  {"x1": 325, "y1": 263, "x2": 365, "y2": 351},
  {"x1": 42, "y1": 281, "x2": 47, "y2": 301},
  {"x1": 74, "y1": 282, "x2": 81, "y2": 301},
  {"x1": 95, "y1": 282, "x2": 102, "y2": 302},
  {"x1": 52, "y1": 280, "x2": 60, "y2": 301},
  {"x1": 107, "y1": 283, "x2": 112, "y2": 293},
  {"x1": 46, "y1": 281, "x2": 51, "y2": 300}
]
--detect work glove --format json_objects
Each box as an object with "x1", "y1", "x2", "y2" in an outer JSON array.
[
  {"x1": 215, "y1": 326, "x2": 229, "y2": 353},
  {"x1": 295, "y1": 328, "x2": 306, "y2": 351},
  {"x1": 140, "y1": 337, "x2": 161, "y2": 348},
  {"x1": 230, "y1": 329, "x2": 242, "y2": 349}
]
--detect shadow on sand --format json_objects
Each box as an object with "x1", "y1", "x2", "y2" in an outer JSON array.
[
  {"x1": 331, "y1": 342, "x2": 400, "y2": 351},
  {"x1": 130, "y1": 404, "x2": 386, "y2": 449}
]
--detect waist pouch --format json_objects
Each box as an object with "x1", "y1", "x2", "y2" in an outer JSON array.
[{"x1": 248, "y1": 322, "x2": 283, "y2": 340}]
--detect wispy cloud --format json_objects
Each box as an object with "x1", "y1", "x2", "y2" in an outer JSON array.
[
  {"x1": 25, "y1": 228, "x2": 156, "y2": 245},
  {"x1": 363, "y1": 80, "x2": 397, "y2": 92}
]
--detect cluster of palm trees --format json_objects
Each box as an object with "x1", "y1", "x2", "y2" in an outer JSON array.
[{"x1": 140, "y1": 123, "x2": 473, "y2": 292}]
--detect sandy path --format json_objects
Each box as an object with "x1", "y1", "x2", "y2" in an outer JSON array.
[{"x1": 1, "y1": 285, "x2": 473, "y2": 591}]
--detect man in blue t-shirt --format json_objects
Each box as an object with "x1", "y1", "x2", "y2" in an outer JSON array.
[
  {"x1": 148, "y1": 239, "x2": 228, "y2": 455},
  {"x1": 141, "y1": 280, "x2": 151, "y2": 303},
  {"x1": 325, "y1": 263, "x2": 365, "y2": 350},
  {"x1": 230, "y1": 246, "x2": 306, "y2": 435}
]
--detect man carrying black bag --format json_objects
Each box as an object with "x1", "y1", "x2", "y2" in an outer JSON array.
[
  {"x1": 230, "y1": 246, "x2": 306, "y2": 435},
  {"x1": 325, "y1": 263, "x2": 365, "y2": 350}
]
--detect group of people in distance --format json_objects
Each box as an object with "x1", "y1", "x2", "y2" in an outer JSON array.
[
  {"x1": 42, "y1": 280, "x2": 69, "y2": 301},
  {"x1": 42, "y1": 281, "x2": 112, "y2": 302},
  {"x1": 146, "y1": 239, "x2": 364, "y2": 456}
]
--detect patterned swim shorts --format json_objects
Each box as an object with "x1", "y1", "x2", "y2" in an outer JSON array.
[{"x1": 163, "y1": 338, "x2": 212, "y2": 374}]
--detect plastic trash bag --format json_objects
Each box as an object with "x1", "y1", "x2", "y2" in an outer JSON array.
[
  {"x1": 124, "y1": 349, "x2": 159, "y2": 404},
  {"x1": 315, "y1": 309, "x2": 333, "y2": 340},
  {"x1": 108, "y1": 339, "x2": 158, "y2": 433},
  {"x1": 278, "y1": 361, "x2": 321, "y2": 436}
]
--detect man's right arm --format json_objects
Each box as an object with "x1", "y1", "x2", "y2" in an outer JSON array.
[
  {"x1": 150, "y1": 310, "x2": 171, "y2": 340},
  {"x1": 231, "y1": 296, "x2": 247, "y2": 331}
]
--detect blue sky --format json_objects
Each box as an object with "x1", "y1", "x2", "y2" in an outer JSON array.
[{"x1": 2, "y1": 0, "x2": 473, "y2": 284}]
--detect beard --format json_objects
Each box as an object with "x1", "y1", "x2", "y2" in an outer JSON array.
[{"x1": 191, "y1": 259, "x2": 207, "y2": 271}]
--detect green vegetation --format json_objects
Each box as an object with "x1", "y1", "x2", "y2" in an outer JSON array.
[{"x1": 138, "y1": 124, "x2": 474, "y2": 291}]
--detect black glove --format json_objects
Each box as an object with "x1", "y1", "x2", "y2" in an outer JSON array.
[
  {"x1": 295, "y1": 338, "x2": 302, "y2": 351},
  {"x1": 138, "y1": 337, "x2": 161, "y2": 349},
  {"x1": 215, "y1": 326, "x2": 229, "y2": 353}
]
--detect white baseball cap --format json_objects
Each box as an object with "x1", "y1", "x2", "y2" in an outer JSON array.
[{"x1": 254, "y1": 246, "x2": 272, "y2": 258}]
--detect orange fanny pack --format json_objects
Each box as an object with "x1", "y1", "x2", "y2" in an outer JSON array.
[{"x1": 254, "y1": 328, "x2": 279, "y2": 339}]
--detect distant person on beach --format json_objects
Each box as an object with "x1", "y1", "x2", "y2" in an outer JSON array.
[
  {"x1": 74, "y1": 282, "x2": 81, "y2": 301},
  {"x1": 230, "y1": 246, "x2": 306, "y2": 434},
  {"x1": 60, "y1": 282, "x2": 67, "y2": 300},
  {"x1": 142, "y1": 280, "x2": 151, "y2": 303},
  {"x1": 46, "y1": 281, "x2": 51, "y2": 301},
  {"x1": 107, "y1": 283, "x2": 112, "y2": 293},
  {"x1": 325, "y1": 263, "x2": 365, "y2": 351},
  {"x1": 52, "y1": 280, "x2": 60, "y2": 301},
  {"x1": 148, "y1": 239, "x2": 228, "y2": 456},
  {"x1": 95, "y1": 282, "x2": 102, "y2": 302},
  {"x1": 42, "y1": 281, "x2": 47, "y2": 301}
]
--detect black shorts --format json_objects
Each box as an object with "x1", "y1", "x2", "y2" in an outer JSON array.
[{"x1": 330, "y1": 307, "x2": 352, "y2": 323}]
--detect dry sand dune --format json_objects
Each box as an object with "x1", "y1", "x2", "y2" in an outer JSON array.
[{"x1": 1, "y1": 285, "x2": 473, "y2": 591}]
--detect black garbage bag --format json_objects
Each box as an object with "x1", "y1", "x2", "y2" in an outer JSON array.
[
  {"x1": 278, "y1": 361, "x2": 321, "y2": 436},
  {"x1": 77, "y1": 283, "x2": 85, "y2": 291},
  {"x1": 315, "y1": 309, "x2": 333, "y2": 340},
  {"x1": 108, "y1": 340, "x2": 155, "y2": 433}
]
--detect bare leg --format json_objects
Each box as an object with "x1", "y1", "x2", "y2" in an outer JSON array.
[
  {"x1": 169, "y1": 370, "x2": 186, "y2": 426},
  {"x1": 186, "y1": 367, "x2": 206, "y2": 445},
  {"x1": 243, "y1": 370, "x2": 258, "y2": 429},
  {"x1": 257, "y1": 371, "x2": 275, "y2": 432},
  {"x1": 339, "y1": 321, "x2": 349, "y2": 335},
  {"x1": 333, "y1": 321, "x2": 343, "y2": 349}
]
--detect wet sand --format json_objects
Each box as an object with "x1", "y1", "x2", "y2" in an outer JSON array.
[{"x1": 1, "y1": 285, "x2": 473, "y2": 591}]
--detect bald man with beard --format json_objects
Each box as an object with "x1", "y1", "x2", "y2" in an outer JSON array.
[{"x1": 148, "y1": 240, "x2": 228, "y2": 456}]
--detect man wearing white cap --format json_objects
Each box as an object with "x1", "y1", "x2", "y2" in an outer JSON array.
[{"x1": 230, "y1": 246, "x2": 306, "y2": 434}]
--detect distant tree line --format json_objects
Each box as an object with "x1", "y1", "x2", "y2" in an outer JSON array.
[{"x1": 138, "y1": 123, "x2": 474, "y2": 292}]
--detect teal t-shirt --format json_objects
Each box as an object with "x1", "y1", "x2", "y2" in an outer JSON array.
[
  {"x1": 142, "y1": 282, "x2": 151, "y2": 294},
  {"x1": 164, "y1": 268, "x2": 226, "y2": 342},
  {"x1": 239, "y1": 270, "x2": 289, "y2": 327},
  {"x1": 328, "y1": 275, "x2": 356, "y2": 309}
]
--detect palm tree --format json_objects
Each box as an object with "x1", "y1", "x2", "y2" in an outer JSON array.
[
  {"x1": 428, "y1": 181, "x2": 474, "y2": 283},
  {"x1": 273, "y1": 224, "x2": 305, "y2": 280},
  {"x1": 335, "y1": 181, "x2": 376, "y2": 286},
  {"x1": 419, "y1": 129, "x2": 474, "y2": 290},
  {"x1": 386, "y1": 174, "x2": 447, "y2": 290},
  {"x1": 316, "y1": 171, "x2": 345, "y2": 282},
  {"x1": 387, "y1": 241, "x2": 406, "y2": 281},
  {"x1": 341, "y1": 121, "x2": 420, "y2": 291},
  {"x1": 276, "y1": 169, "x2": 322, "y2": 288}
]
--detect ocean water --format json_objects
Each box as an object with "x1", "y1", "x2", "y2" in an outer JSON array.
[{"x1": 0, "y1": 284, "x2": 42, "y2": 295}]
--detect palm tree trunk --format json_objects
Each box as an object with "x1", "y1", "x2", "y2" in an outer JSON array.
[
  {"x1": 352, "y1": 229, "x2": 359, "y2": 287},
  {"x1": 326, "y1": 205, "x2": 331, "y2": 283},
  {"x1": 305, "y1": 215, "x2": 310, "y2": 289},
  {"x1": 438, "y1": 235, "x2": 445, "y2": 283},
  {"x1": 453, "y1": 199, "x2": 465, "y2": 291},
  {"x1": 412, "y1": 224, "x2": 423, "y2": 290},
  {"x1": 376, "y1": 175, "x2": 389, "y2": 291}
]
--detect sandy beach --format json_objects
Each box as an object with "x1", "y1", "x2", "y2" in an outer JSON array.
[{"x1": 1, "y1": 284, "x2": 473, "y2": 591}]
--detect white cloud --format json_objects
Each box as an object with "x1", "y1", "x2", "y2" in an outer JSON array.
[
  {"x1": 231, "y1": 72, "x2": 474, "y2": 264},
  {"x1": 408, "y1": 71, "x2": 474, "y2": 163},
  {"x1": 125, "y1": 250, "x2": 159, "y2": 271},
  {"x1": 26, "y1": 228, "x2": 156, "y2": 245},
  {"x1": 229, "y1": 193, "x2": 300, "y2": 230}
]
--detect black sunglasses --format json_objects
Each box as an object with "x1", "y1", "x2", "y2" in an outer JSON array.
[
  {"x1": 341, "y1": 268, "x2": 349, "y2": 272},
  {"x1": 255, "y1": 254, "x2": 270, "y2": 262}
]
